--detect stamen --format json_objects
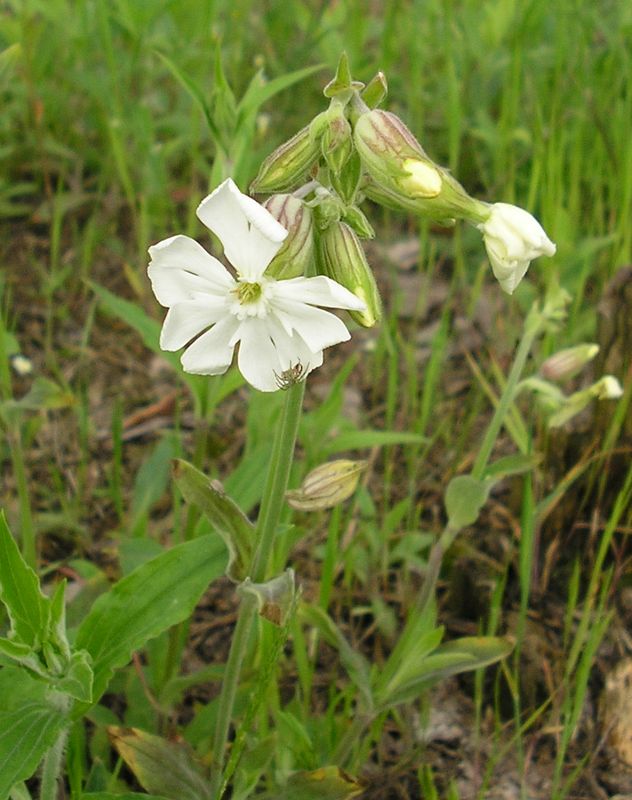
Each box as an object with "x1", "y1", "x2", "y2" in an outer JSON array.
[{"x1": 235, "y1": 281, "x2": 262, "y2": 305}]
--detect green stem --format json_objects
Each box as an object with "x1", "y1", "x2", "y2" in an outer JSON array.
[
  {"x1": 39, "y1": 728, "x2": 68, "y2": 800},
  {"x1": 209, "y1": 381, "x2": 305, "y2": 799},
  {"x1": 419, "y1": 310, "x2": 544, "y2": 615},
  {"x1": 471, "y1": 310, "x2": 542, "y2": 481}
]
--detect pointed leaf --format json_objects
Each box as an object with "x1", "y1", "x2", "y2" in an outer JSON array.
[
  {"x1": 108, "y1": 727, "x2": 211, "y2": 800},
  {"x1": 299, "y1": 604, "x2": 373, "y2": 710},
  {"x1": 279, "y1": 767, "x2": 363, "y2": 799},
  {"x1": 238, "y1": 64, "x2": 324, "y2": 125},
  {"x1": 154, "y1": 51, "x2": 226, "y2": 152},
  {"x1": 444, "y1": 475, "x2": 490, "y2": 530},
  {"x1": 56, "y1": 650, "x2": 93, "y2": 703},
  {"x1": 0, "y1": 511, "x2": 48, "y2": 647},
  {"x1": 81, "y1": 794, "x2": 169, "y2": 800},
  {"x1": 380, "y1": 636, "x2": 514, "y2": 708},
  {"x1": 0, "y1": 702, "x2": 68, "y2": 798},
  {"x1": 173, "y1": 459, "x2": 253, "y2": 581},
  {"x1": 75, "y1": 536, "x2": 226, "y2": 706},
  {"x1": 484, "y1": 453, "x2": 540, "y2": 481}
]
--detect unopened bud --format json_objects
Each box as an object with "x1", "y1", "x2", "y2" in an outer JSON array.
[
  {"x1": 591, "y1": 375, "x2": 623, "y2": 400},
  {"x1": 321, "y1": 105, "x2": 354, "y2": 175},
  {"x1": 540, "y1": 344, "x2": 599, "y2": 381},
  {"x1": 319, "y1": 222, "x2": 382, "y2": 327},
  {"x1": 286, "y1": 460, "x2": 367, "y2": 511},
  {"x1": 548, "y1": 375, "x2": 623, "y2": 428},
  {"x1": 354, "y1": 110, "x2": 482, "y2": 222},
  {"x1": 263, "y1": 194, "x2": 314, "y2": 279},
  {"x1": 250, "y1": 125, "x2": 320, "y2": 194}
]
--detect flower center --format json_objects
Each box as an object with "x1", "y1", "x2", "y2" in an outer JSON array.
[
  {"x1": 230, "y1": 278, "x2": 272, "y2": 320},
  {"x1": 236, "y1": 281, "x2": 263, "y2": 305}
]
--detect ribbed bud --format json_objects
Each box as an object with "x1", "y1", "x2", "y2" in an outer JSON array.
[
  {"x1": 354, "y1": 110, "x2": 484, "y2": 223},
  {"x1": 263, "y1": 194, "x2": 314, "y2": 279},
  {"x1": 319, "y1": 222, "x2": 382, "y2": 327},
  {"x1": 250, "y1": 125, "x2": 320, "y2": 194},
  {"x1": 286, "y1": 460, "x2": 367, "y2": 511},
  {"x1": 540, "y1": 344, "x2": 599, "y2": 381},
  {"x1": 321, "y1": 106, "x2": 354, "y2": 175}
]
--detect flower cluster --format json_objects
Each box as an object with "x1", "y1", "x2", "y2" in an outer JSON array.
[{"x1": 147, "y1": 58, "x2": 571, "y2": 392}]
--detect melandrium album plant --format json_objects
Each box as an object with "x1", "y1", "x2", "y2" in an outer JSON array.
[{"x1": 0, "y1": 52, "x2": 624, "y2": 800}]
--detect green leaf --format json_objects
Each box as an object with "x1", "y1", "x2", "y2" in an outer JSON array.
[
  {"x1": 89, "y1": 282, "x2": 208, "y2": 402},
  {"x1": 380, "y1": 636, "x2": 514, "y2": 708},
  {"x1": 322, "y1": 429, "x2": 426, "y2": 456},
  {"x1": 299, "y1": 604, "x2": 373, "y2": 710},
  {"x1": 8, "y1": 377, "x2": 75, "y2": 411},
  {"x1": 0, "y1": 702, "x2": 68, "y2": 798},
  {"x1": 75, "y1": 536, "x2": 226, "y2": 706},
  {"x1": 48, "y1": 580, "x2": 70, "y2": 658},
  {"x1": 131, "y1": 434, "x2": 179, "y2": 532},
  {"x1": 0, "y1": 511, "x2": 48, "y2": 647},
  {"x1": 108, "y1": 727, "x2": 211, "y2": 800},
  {"x1": 154, "y1": 51, "x2": 226, "y2": 153},
  {"x1": 484, "y1": 453, "x2": 540, "y2": 481},
  {"x1": 275, "y1": 767, "x2": 363, "y2": 800},
  {"x1": 173, "y1": 459, "x2": 254, "y2": 581},
  {"x1": 444, "y1": 475, "x2": 490, "y2": 530},
  {"x1": 89, "y1": 282, "x2": 175, "y2": 365},
  {"x1": 81, "y1": 795, "x2": 169, "y2": 800},
  {"x1": 56, "y1": 650, "x2": 93, "y2": 703},
  {"x1": 238, "y1": 64, "x2": 324, "y2": 125}
]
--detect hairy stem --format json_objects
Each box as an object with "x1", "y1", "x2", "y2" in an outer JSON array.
[
  {"x1": 210, "y1": 381, "x2": 305, "y2": 799},
  {"x1": 39, "y1": 728, "x2": 68, "y2": 800}
]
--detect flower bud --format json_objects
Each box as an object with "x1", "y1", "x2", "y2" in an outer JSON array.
[
  {"x1": 250, "y1": 125, "x2": 320, "y2": 194},
  {"x1": 354, "y1": 110, "x2": 481, "y2": 222},
  {"x1": 263, "y1": 194, "x2": 314, "y2": 279},
  {"x1": 477, "y1": 203, "x2": 556, "y2": 294},
  {"x1": 319, "y1": 222, "x2": 382, "y2": 327},
  {"x1": 591, "y1": 375, "x2": 624, "y2": 400},
  {"x1": 547, "y1": 375, "x2": 623, "y2": 428},
  {"x1": 540, "y1": 344, "x2": 599, "y2": 381},
  {"x1": 286, "y1": 459, "x2": 367, "y2": 511},
  {"x1": 320, "y1": 105, "x2": 354, "y2": 175}
]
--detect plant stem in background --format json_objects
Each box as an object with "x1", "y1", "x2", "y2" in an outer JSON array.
[
  {"x1": 420, "y1": 307, "x2": 545, "y2": 613},
  {"x1": 209, "y1": 381, "x2": 305, "y2": 799},
  {"x1": 471, "y1": 308, "x2": 543, "y2": 481}
]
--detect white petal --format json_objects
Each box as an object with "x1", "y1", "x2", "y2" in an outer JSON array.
[
  {"x1": 180, "y1": 315, "x2": 240, "y2": 375},
  {"x1": 196, "y1": 179, "x2": 287, "y2": 282},
  {"x1": 271, "y1": 300, "x2": 351, "y2": 352},
  {"x1": 159, "y1": 298, "x2": 228, "y2": 351},
  {"x1": 274, "y1": 275, "x2": 365, "y2": 310},
  {"x1": 148, "y1": 235, "x2": 234, "y2": 306},
  {"x1": 237, "y1": 318, "x2": 283, "y2": 392},
  {"x1": 267, "y1": 315, "x2": 324, "y2": 374}
]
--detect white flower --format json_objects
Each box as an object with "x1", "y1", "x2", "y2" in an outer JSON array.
[
  {"x1": 477, "y1": 203, "x2": 556, "y2": 294},
  {"x1": 148, "y1": 179, "x2": 365, "y2": 392}
]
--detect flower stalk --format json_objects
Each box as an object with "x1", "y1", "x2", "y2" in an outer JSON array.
[{"x1": 210, "y1": 381, "x2": 305, "y2": 799}]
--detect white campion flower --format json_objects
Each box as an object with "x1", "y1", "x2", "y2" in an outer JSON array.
[
  {"x1": 148, "y1": 179, "x2": 365, "y2": 392},
  {"x1": 477, "y1": 203, "x2": 556, "y2": 294}
]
